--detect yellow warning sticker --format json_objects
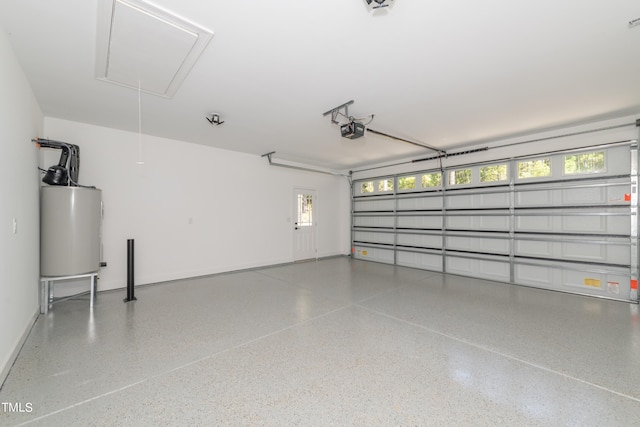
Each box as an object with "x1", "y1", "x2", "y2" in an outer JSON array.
[
  {"x1": 584, "y1": 278, "x2": 601, "y2": 288},
  {"x1": 362, "y1": 250, "x2": 368, "y2": 256}
]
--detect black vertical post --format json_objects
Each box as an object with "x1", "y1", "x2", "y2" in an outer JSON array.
[{"x1": 124, "y1": 239, "x2": 137, "y2": 302}]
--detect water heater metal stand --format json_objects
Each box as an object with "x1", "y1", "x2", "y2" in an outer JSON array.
[{"x1": 40, "y1": 272, "x2": 98, "y2": 314}]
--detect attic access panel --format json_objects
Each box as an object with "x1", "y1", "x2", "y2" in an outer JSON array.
[{"x1": 95, "y1": 0, "x2": 213, "y2": 98}]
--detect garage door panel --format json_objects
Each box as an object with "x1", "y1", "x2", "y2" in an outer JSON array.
[
  {"x1": 446, "y1": 235, "x2": 510, "y2": 254},
  {"x1": 480, "y1": 192, "x2": 510, "y2": 208},
  {"x1": 354, "y1": 198, "x2": 394, "y2": 212},
  {"x1": 561, "y1": 214, "x2": 607, "y2": 234},
  {"x1": 479, "y1": 259, "x2": 511, "y2": 281},
  {"x1": 515, "y1": 264, "x2": 553, "y2": 286},
  {"x1": 561, "y1": 241, "x2": 629, "y2": 265},
  {"x1": 560, "y1": 213, "x2": 629, "y2": 235},
  {"x1": 446, "y1": 257, "x2": 472, "y2": 275},
  {"x1": 515, "y1": 239, "x2": 630, "y2": 265},
  {"x1": 515, "y1": 240, "x2": 552, "y2": 257},
  {"x1": 397, "y1": 196, "x2": 442, "y2": 211},
  {"x1": 606, "y1": 147, "x2": 633, "y2": 173},
  {"x1": 606, "y1": 183, "x2": 633, "y2": 203},
  {"x1": 397, "y1": 216, "x2": 442, "y2": 229},
  {"x1": 353, "y1": 231, "x2": 394, "y2": 245},
  {"x1": 447, "y1": 192, "x2": 510, "y2": 209},
  {"x1": 447, "y1": 215, "x2": 510, "y2": 231},
  {"x1": 446, "y1": 194, "x2": 471, "y2": 209},
  {"x1": 480, "y1": 216, "x2": 510, "y2": 230},
  {"x1": 515, "y1": 262, "x2": 631, "y2": 301},
  {"x1": 516, "y1": 190, "x2": 552, "y2": 207},
  {"x1": 446, "y1": 236, "x2": 473, "y2": 251},
  {"x1": 397, "y1": 251, "x2": 443, "y2": 271},
  {"x1": 446, "y1": 257, "x2": 510, "y2": 282},
  {"x1": 397, "y1": 233, "x2": 442, "y2": 249},
  {"x1": 353, "y1": 246, "x2": 394, "y2": 264},
  {"x1": 353, "y1": 216, "x2": 395, "y2": 228},
  {"x1": 515, "y1": 215, "x2": 553, "y2": 232},
  {"x1": 446, "y1": 216, "x2": 471, "y2": 229},
  {"x1": 517, "y1": 182, "x2": 631, "y2": 208},
  {"x1": 561, "y1": 270, "x2": 630, "y2": 297},
  {"x1": 516, "y1": 212, "x2": 630, "y2": 235},
  {"x1": 561, "y1": 186, "x2": 606, "y2": 204}
]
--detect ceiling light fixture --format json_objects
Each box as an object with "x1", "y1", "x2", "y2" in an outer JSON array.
[
  {"x1": 206, "y1": 113, "x2": 224, "y2": 125},
  {"x1": 365, "y1": 0, "x2": 392, "y2": 10}
]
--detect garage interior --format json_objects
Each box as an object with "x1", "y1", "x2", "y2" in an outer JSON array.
[{"x1": 1, "y1": 1, "x2": 639, "y2": 425}]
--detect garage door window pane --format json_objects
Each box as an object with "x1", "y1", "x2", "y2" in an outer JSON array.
[
  {"x1": 422, "y1": 173, "x2": 442, "y2": 188},
  {"x1": 518, "y1": 158, "x2": 551, "y2": 179},
  {"x1": 480, "y1": 164, "x2": 508, "y2": 182},
  {"x1": 449, "y1": 169, "x2": 472, "y2": 186},
  {"x1": 564, "y1": 151, "x2": 605, "y2": 175},
  {"x1": 361, "y1": 182, "x2": 374, "y2": 194},
  {"x1": 398, "y1": 176, "x2": 416, "y2": 190},
  {"x1": 379, "y1": 179, "x2": 394, "y2": 192}
]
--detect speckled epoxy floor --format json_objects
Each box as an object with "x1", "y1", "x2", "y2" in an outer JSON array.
[{"x1": 1, "y1": 257, "x2": 639, "y2": 426}]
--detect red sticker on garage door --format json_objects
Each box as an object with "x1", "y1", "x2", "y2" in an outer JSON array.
[{"x1": 625, "y1": 194, "x2": 631, "y2": 202}]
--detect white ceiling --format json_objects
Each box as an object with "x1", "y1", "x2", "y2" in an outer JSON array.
[{"x1": 1, "y1": 0, "x2": 639, "y2": 170}]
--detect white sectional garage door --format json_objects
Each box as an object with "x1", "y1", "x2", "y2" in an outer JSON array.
[{"x1": 352, "y1": 142, "x2": 639, "y2": 302}]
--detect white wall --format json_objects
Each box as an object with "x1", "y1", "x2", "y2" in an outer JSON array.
[
  {"x1": 43, "y1": 118, "x2": 351, "y2": 292},
  {"x1": 0, "y1": 29, "x2": 43, "y2": 385}
]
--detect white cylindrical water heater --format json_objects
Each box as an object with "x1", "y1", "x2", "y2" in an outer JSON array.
[{"x1": 40, "y1": 186, "x2": 102, "y2": 277}]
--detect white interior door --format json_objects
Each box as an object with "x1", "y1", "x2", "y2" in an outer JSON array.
[{"x1": 293, "y1": 189, "x2": 317, "y2": 261}]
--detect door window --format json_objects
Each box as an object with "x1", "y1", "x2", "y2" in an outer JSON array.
[{"x1": 296, "y1": 194, "x2": 313, "y2": 227}]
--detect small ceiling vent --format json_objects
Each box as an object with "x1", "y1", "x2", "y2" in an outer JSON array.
[{"x1": 95, "y1": 0, "x2": 213, "y2": 98}]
